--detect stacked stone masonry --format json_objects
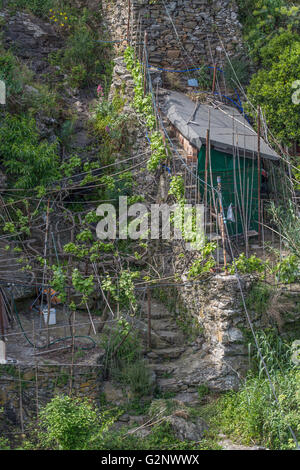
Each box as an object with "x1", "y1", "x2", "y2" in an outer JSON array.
[{"x1": 102, "y1": 0, "x2": 243, "y2": 68}]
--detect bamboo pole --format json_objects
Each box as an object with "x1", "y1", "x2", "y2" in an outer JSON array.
[
  {"x1": 257, "y1": 106, "x2": 262, "y2": 243},
  {"x1": 18, "y1": 366, "x2": 24, "y2": 436},
  {"x1": 127, "y1": 0, "x2": 131, "y2": 44},
  {"x1": 204, "y1": 129, "x2": 210, "y2": 209},
  {"x1": 217, "y1": 176, "x2": 227, "y2": 272},
  {"x1": 143, "y1": 31, "x2": 148, "y2": 96},
  {"x1": 212, "y1": 65, "x2": 217, "y2": 94},
  {"x1": 147, "y1": 286, "x2": 151, "y2": 349}
]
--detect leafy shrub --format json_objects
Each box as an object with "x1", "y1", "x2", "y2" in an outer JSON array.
[
  {"x1": 38, "y1": 395, "x2": 116, "y2": 450},
  {"x1": 0, "y1": 46, "x2": 24, "y2": 99},
  {"x1": 246, "y1": 38, "x2": 300, "y2": 145},
  {"x1": 274, "y1": 255, "x2": 300, "y2": 284},
  {"x1": 50, "y1": 24, "x2": 111, "y2": 88},
  {"x1": 188, "y1": 242, "x2": 217, "y2": 279},
  {"x1": 237, "y1": 0, "x2": 300, "y2": 62},
  {"x1": 228, "y1": 252, "x2": 265, "y2": 275},
  {"x1": 0, "y1": 114, "x2": 59, "y2": 189}
]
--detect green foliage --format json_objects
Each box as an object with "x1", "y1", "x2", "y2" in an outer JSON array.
[
  {"x1": 102, "y1": 319, "x2": 152, "y2": 396},
  {"x1": 71, "y1": 268, "x2": 94, "y2": 302},
  {"x1": 246, "y1": 37, "x2": 300, "y2": 145},
  {"x1": 103, "y1": 318, "x2": 141, "y2": 367},
  {"x1": 269, "y1": 201, "x2": 300, "y2": 260},
  {"x1": 250, "y1": 329, "x2": 293, "y2": 377},
  {"x1": 228, "y1": 252, "x2": 265, "y2": 275},
  {"x1": 102, "y1": 270, "x2": 139, "y2": 309},
  {"x1": 274, "y1": 255, "x2": 300, "y2": 284},
  {"x1": 0, "y1": 46, "x2": 23, "y2": 99},
  {"x1": 148, "y1": 131, "x2": 167, "y2": 171},
  {"x1": 237, "y1": 0, "x2": 300, "y2": 62},
  {"x1": 212, "y1": 327, "x2": 300, "y2": 449},
  {"x1": 50, "y1": 23, "x2": 111, "y2": 89},
  {"x1": 50, "y1": 266, "x2": 67, "y2": 303},
  {"x1": 246, "y1": 282, "x2": 271, "y2": 315},
  {"x1": 92, "y1": 89, "x2": 129, "y2": 155},
  {"x1": 214, "y1": 368, "x2": 300, "y2": 449},
  {"x1": 38, "y1": 395, "x2": 116, "y2": 450},
  {"x1": 237, "y1": 1, "x2": 300, "y2": 147},
  {"x1": 0, "y1": 437, "x2": 10, "y2": 450},
  {"x1": 124, "y1": 46, "x2": 167, "y2": 170},
  {"x1": 197, "y1": 384, "x2": 210, "y2": 401},
  {"x1": 5, "y1": 0, "x2": 57, "y2": 17},
  {"x1": 117, "y1": 360, "x2": 153, "y2": 397},
  {"x1": 223, "y1": 56, "x2": 250, "y2": 89},
  {"x1": 0, "y1": 114, "x2": 59, "y2": 189},
  {"x1": 188, "y1": 241, "x2": 217, "y2": 279},
  {"x1": 168, "y1": 175, "x2": 185, "y2": 201}
]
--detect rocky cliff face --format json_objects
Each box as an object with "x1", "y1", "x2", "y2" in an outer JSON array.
[{"x1": 102, "y1": 0, "x2": 243, "y2": 67}]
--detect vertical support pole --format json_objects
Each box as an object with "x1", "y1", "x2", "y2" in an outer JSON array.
[
  {"x1": 32, "y1": 319, "x2": 39, "y2": 420},
  {"x1": 212, "y1": 65, "x2": 217, "y2": 94},
  {"x1": 18, "y1": 365, "x2": 24, "y2": 436},
  {"x1": 217, "y1": 176, "x2": 227, "y2": 273},
  {"x1": 69, "y1": 310, "x2": 75, "y2": 396},
  {"x1": 204, "y1": 129, "x2": 210, "y2": 208},
  {"x1": 0, "y1": 290, "x2": 6, "y2": 364},
  {"x1": 143, "y1": 31, "x2": 148, "y2": 97},
  {"x1": 257, "y1": 106, "x2": 261, "y2": 243},
  {"x1": 147, "y1": 287, "x2": 151, "y2": 349},
  {"x1": 127, "y1": 0, "x2": 131, "y2": 44}
]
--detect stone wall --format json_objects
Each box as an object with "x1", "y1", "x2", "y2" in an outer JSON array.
[
  {"x1": 102, "y1": 0, "x2": 243, "y2": 68},
  {"x1": 0, "y1": 365, "x2": 101, "y2": 435},
  {"x1": 175, "y1": 271, "x2": 253, "y2": 390}
]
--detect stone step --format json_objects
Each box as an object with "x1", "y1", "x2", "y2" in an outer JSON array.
[
  {"x1": 148, "y1": 363, "x2": 176, "y2": 377},
  {"x1": 155, "y1": 329, "x2": 184, "y2": 346},
  {"x1": 139, "y1": 301, "x2": 171, "y2": 320},
  {"x1": 147, "y1": 346, "x2": 185, "y2": 361},
  {"x1": 157, "y1": 377, "x2": 180, "y2": 393},
  {"x1": 148, "y1": 319, "x2": 178, "y2": 333}
]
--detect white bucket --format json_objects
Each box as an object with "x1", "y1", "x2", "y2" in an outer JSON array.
[{"x1": 42, "y1": 308, "x2": 56, "y2": 325}]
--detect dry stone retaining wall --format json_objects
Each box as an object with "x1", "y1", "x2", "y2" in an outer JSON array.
[{"x1": 102, "y1": 0, "x2": 243, "y2": 68}]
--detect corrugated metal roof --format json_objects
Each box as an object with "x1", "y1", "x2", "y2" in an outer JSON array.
[{"x1": 162, "y1": 90, "x2": 280, "y2": 161}]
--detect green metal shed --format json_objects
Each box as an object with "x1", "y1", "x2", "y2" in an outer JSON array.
[
  {"x1": 162, "y1": 90, "x2": 280, "y2": 237},
  {"x1": 198, "y1": 146, "x2": 258, "y2": 236}
]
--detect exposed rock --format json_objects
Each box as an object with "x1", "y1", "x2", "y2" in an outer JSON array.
[{"x1": 170, "y1": 415, "x2": 208, "y2": 441}]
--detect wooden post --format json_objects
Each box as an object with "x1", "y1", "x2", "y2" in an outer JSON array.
[
  {"x1": 127, "y1": 0, "x2": 131, "y2": 44},
  {"x1": 0, "y1": 290, "x2": 6, "y2": 363},
  {"x1": 18, "y1": 366, "x2": 24, "y2": 436},
  {"x1": 204, "y1": 129, "x2": 210, "y2": 208},
  {"x1": 217, "y1": 176, "x2": 227, "y2": 273},
  {"x1": 33, "y1": 319, "x2": 39, "y2": 420},
  {"x1": 212, "y1": 65, "x2": 217, "y2": 94},
  {"x1": 69, "y1": 310, "x2": 75, "y2": 396},
  {"x1": 143, "y1": 31, "x2": 148, "y2": 96},
  {"x1": 257, "y1": 106, "x2": 261, "y2": 243},
  {"x1": 147, "y1": 287, "x2": 151, "y2": 349}
]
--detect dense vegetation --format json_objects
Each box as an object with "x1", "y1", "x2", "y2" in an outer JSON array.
[
  {"x1": 237, "y1": 0, "x2": 300, "y2": 148},
  {"x1": 0, "y1": 0, "x2": 299, "y2": 453}
]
